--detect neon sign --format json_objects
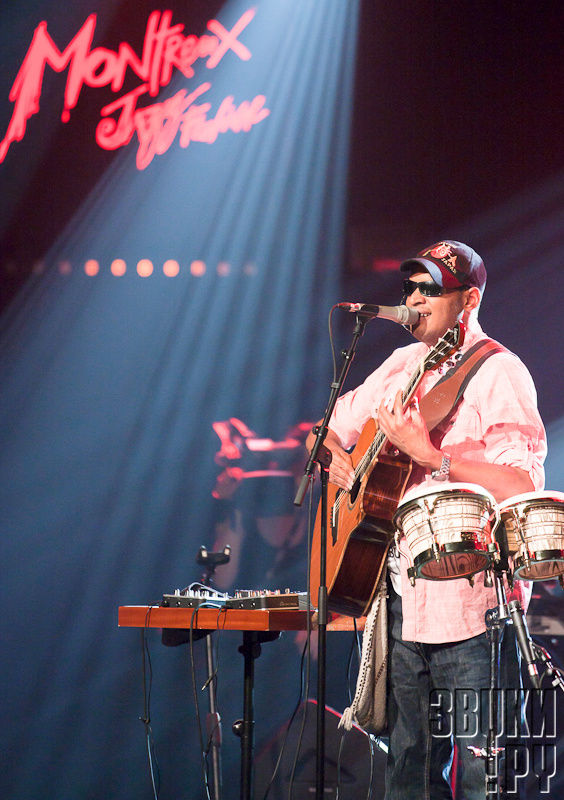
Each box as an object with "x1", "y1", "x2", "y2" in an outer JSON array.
[{"x1": 0, "y1": 9, "x2": 270, "y2": 169}]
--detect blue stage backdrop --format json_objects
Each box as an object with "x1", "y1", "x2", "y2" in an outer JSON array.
[{"x1": 0, "y1": 1, "x2": 361, "y2": 798}]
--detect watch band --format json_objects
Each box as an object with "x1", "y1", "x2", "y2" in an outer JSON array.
[{"x1": 431, "y1": 452, "x2": 451, "y2": 482}]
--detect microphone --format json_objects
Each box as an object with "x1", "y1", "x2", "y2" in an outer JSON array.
[
  {"x1": 507, "y1": 599, "x2": 540, "y2": 689},
  {"x1": 337, "y1": 303, "x2": 419, "y2": 326}
]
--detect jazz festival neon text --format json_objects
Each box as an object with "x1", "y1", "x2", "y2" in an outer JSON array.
[{"x1": 0, "y1": 9, "x2": 270, "y2": 168}]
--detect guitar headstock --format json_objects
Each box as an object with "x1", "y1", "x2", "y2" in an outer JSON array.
[{"x1": 422, "y1": 321, "x2": 466, "y2": 372}]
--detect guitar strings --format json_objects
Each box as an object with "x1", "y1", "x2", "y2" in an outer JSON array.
[
  {"x1": 331, "y1": 332, "x2": 457, "y2": 516},
  {"x1": 332, "y1": 363, "x2": 422, "y2": 514}
]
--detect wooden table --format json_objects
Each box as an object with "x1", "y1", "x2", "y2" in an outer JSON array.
[
  {"x1": 118, "y1": 604, "x2": 312, "y2": 632},
  {"x1": 118, "y1": 604, "x2": 363, "y2": 632},
  {"x1": 119, "y1": 605, "x2": 328, "y2": 800}
]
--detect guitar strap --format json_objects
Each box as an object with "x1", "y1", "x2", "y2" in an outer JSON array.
[{"x1": 419, "y1": 338, "x2": 507, "y2": 432}]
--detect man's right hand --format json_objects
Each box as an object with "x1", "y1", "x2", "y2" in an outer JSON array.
[{"x1": 306, "y1": 425, "x2": 355, "y2": 491}]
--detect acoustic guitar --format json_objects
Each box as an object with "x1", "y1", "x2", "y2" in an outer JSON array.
[{"x1": 309, "y1": 323, "x2": 465, "y2": 617}]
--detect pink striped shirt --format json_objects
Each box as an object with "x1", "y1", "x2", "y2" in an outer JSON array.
[{"x1": 329, "y1": 316, "x2": 547, "y2": 643}]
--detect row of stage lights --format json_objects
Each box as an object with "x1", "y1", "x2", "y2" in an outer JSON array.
[{"x1": 7, "y1": 259, "x2": 260, "y2": 277}]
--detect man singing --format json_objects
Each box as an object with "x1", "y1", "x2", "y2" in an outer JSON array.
[{"x1": 307, "y1": 241, "x2": 546, "y2": 799}]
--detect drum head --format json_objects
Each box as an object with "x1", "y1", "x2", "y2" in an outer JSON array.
[
  {"x1": 397, "y1": 482, "x2": 496, "y2": 513},
  {"x1": 498, "y1": 490, "x2": 564, "y2": 512}
]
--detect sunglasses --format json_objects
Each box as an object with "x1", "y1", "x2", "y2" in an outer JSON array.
[{"x1": 402, "y1": 279, "x2": 469, "y2": 297}]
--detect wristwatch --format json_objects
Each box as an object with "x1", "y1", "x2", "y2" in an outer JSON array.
[{"x1": 431, "y1": 452, "x2": 451, "y2": 482}]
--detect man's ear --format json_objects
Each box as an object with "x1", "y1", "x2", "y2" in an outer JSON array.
[{"x1": 464, "y1": 287, "x2": 481, "y2": 312}]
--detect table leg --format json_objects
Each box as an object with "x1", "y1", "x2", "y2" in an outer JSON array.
[{"x1": 235, "y1": 630, "x2": 279, "y2": 800}]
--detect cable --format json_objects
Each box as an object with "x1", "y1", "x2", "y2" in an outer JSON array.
[
  {"x1": 346, "y1": 619, "x2": 362, "y2": 705},
  {"x1": 202, "y1": 607, "x2": 225, "y2": 788},
  {"x1": 285, "y1": 618, "x2": 311, "y2": 800},
  {"x1": 140, "y1": 606, "x2": 161, "y2": 800},
  {"x1": 260, "y1": 486, "x2": 315, "y2": 800},
  {"x1": 333, "y1": 620, "x2": 363, "y2": 799},
  {"x1": 187, "y1": 603, "x2": 228, "y2": 800},
  {"x1": 355, "y1": 617, "x2": 378, "y2": 800},
  {"x1": 329, "y1": 304, "x2": 339, "y2": 384},
  {"x1": 179, "y1": 581, "x2": 230, "y2": 602},
  {"x1": 259, "y1": 632, "x2": 310, "y2": 800},
  {"x1": 285, "y1": 485, "x2": 315, "y2": 800},
  {"x1": 365, "y1": 733, "x2": 376, "y2": 800}
]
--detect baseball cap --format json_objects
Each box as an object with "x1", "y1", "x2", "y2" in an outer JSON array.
[{"x1": 400, "y1": 240, "x2": 487, "y2": 292}]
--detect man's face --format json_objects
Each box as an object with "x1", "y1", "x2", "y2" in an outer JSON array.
[{"x1": 405, "y1": 270, "x2": 468, "y2": 346}]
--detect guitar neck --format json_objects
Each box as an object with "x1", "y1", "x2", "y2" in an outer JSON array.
[
  {"x1": 357, "y1": 363, "x2": 424, "y2": 475},
  {"x1": 354, "y1": 323, "x2": 463, "y2": 480}
]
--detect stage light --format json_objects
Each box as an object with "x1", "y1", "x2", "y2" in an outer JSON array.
[
  {"x1": 136, "y1": 258, "x2": 154, "y2": 276},
  {"x1": 190, "y1": 259, "x2": 206, "y2": 275},
  {"x1": 84, "y1": 259, "x2": 100, "y2": 276},
  {"x1": 110, "y1": 258, "x2": 127, "y2": 276},
  {"x1": 163, "y1": 259, "x2": 180, "y2": 277}
]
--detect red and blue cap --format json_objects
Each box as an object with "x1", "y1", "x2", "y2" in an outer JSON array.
[{"x1": 400, "y1": 240, "x2": 487, "y2": 292}]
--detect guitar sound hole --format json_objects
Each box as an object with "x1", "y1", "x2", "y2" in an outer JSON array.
[{"x1": 349, "y1": 476, "x2": 361, "y2": 503}]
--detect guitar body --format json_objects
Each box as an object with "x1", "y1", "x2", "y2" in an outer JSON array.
[
  {"x1": 309, "y1": 323, "x2": 464, "y2": 618},
  {"x1": 309, "y1": 418, "x2": 412, "y2": 617}
]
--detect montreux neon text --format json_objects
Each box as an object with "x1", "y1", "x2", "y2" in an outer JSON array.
[{"x1": 0, "y1": 9, "x2": 270, "y2": 169}]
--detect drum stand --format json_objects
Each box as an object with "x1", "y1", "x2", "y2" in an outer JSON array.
[
  {"x1": 530, "y1": 640, "x2": 564, "y2": 691},
  {"x1": 477, "y1": 561, "x2": 541, "y2": 799}
]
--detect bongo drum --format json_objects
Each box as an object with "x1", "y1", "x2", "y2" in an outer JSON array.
[
  {"x1": 394, "y1": 483, "x2": 499, "y2": 583},
  {"x1": 498, "y1": 491, "x2": 564, "y2": 581}
]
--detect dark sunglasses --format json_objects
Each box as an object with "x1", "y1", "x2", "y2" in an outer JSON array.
[{"x1": 402, "y1": 279, "x2": 469, "y2": 297}]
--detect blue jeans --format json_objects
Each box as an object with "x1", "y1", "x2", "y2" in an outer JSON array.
[{"x1": 385, "y1": 584, "x2": 523, "y2": 800}]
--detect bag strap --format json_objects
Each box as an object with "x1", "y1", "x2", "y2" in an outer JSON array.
[{"x1": 419, "y1": 339, "x2": 506, "y2": 432}]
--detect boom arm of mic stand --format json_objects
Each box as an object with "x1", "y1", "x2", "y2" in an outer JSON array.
[{"x1": 294, "y1": 314, "x2": 369, "y2": 507}]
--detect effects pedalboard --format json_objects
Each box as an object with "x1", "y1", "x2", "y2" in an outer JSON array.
[{"x1": 160, "y1": 584, "x2": 311, "y2": 610}]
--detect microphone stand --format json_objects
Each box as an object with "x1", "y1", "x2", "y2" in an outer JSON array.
[
  {"x1": 196, "y1": 545, "x2": 231, "y2": 800},
  {"x1": 294, "y1": 312, "x2": 369, "y2": 800}
]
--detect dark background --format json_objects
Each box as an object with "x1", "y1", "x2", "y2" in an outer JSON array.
[{"x1": 349, "y1": 0, "x2": 563, "y2": 240}]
